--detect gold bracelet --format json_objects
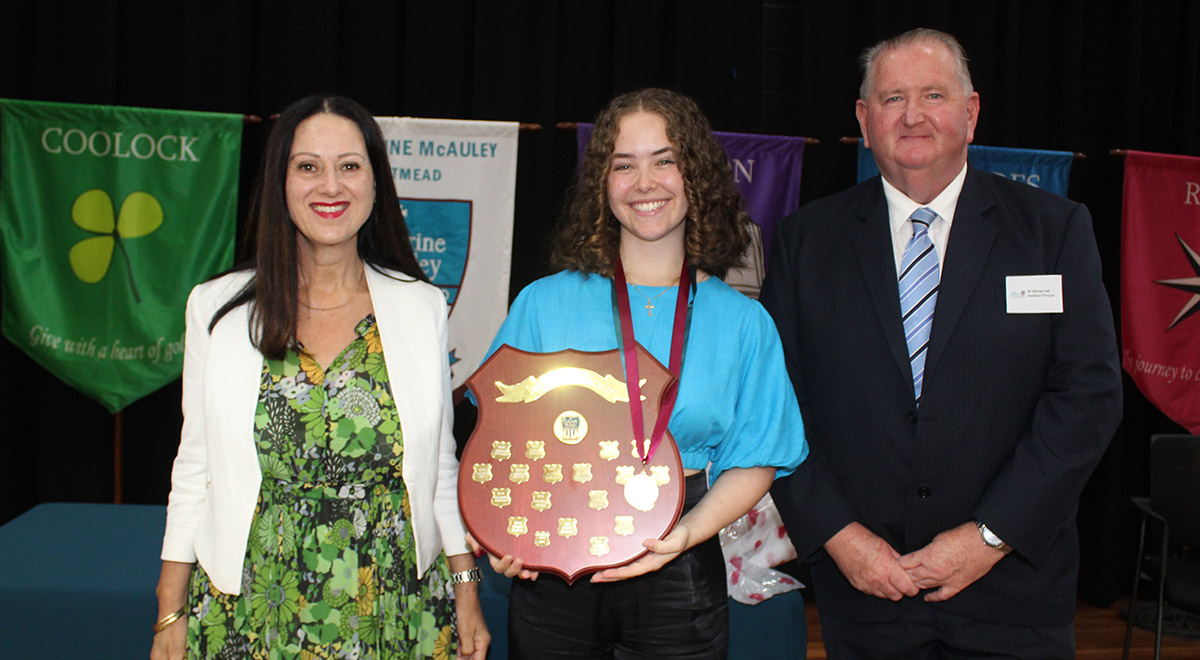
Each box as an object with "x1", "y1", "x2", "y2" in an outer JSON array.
[{"x1": 152, "y1": 607, "x2": 187, "y2": 632}]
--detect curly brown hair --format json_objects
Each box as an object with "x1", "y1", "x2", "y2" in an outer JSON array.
[{"x1": 551, "y1": 88, "x2": 750, "y2": 279}]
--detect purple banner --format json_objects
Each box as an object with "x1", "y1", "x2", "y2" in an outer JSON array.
[{"x1": 576, "y1": 124, "x2": 805, "y2": 262}]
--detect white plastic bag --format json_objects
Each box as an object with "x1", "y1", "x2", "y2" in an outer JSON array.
[{"x1": 718, "y1": 492, "x2": 803, "y2": 604}]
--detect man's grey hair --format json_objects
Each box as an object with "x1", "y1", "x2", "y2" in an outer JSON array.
[{"x1": 858, "y1": 28, "x2": 973, "y2": 100}]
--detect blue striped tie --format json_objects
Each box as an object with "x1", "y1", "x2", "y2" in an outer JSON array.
[{"x1": 899, "y1": 207, "x2": 940, "y2": 404}]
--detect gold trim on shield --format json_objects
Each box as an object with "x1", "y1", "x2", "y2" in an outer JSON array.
[{"x1": 493, "y1": 368, "x2": 646, "y2": 404}]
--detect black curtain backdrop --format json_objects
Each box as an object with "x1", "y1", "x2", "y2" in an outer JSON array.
[{"x1": 1, "y1": 0, "x2": 1196, "y2": 608}]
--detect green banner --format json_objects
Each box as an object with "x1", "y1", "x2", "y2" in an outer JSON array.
[{"x1": 0, "y1": 99, "x2": 242, "y2": 412}]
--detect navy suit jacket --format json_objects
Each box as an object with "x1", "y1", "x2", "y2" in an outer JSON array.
[{"x1": 760, "y1": 167, "x2": 1122, "y2": 625}]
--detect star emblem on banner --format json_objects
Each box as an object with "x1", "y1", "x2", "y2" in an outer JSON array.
[
  {"x1": 449, "y1": 349, "x2": 461, "y2": 366},
  {"x1": 1153, "y1": 233, "x2": 1200, "y2": 330}
]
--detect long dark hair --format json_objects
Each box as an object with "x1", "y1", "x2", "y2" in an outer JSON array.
[
  {"x1": 210, "y1": 95, "x2": 427, "y2": 359},
  {"x1": 550, "y1": 88, "x2": 750, "y2": 279}
]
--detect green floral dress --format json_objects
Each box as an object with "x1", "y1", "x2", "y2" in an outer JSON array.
[{"x1": 187, "y1": 315, "x2": 458, "y2": 660}]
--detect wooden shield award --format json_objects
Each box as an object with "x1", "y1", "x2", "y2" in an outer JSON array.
[{"x1": 460, "y1": 344, "x2": 685, "y2": 584}]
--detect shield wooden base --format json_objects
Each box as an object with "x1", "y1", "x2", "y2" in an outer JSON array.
[{"x1": 459, "y1": 344, "x2": 685, "y2": 584}]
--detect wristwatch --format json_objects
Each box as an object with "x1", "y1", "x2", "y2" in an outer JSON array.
[
  {"x1": 976, "y1": 521, "x2": 1012, "y2": 554},
  {"x1": 450, "y1": 567, "x2": 482, "y2": 585}
]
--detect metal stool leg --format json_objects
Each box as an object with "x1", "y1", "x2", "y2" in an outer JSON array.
[
  {"x1": 1154, "y1": 526, "x2": 1169, "y2": 660},
  {"x1": 1123, "y1": 514, "x2": 1148, "y2": 660}
]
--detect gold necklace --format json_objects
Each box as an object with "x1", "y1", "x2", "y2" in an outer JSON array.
[
  {"x1": 628, "y1": 277, "x2": 680, "y2": 317},
  {"x1": 299, "y1": 292, "x2": 360, "y2": 311},
  {"x1": 300, "y1": 273, "x2": 366, "y2": 311}
]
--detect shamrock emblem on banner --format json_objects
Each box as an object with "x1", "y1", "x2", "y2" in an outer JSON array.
[{"x1": 69, "y1": 189, "x2": 162, "y2": 302}]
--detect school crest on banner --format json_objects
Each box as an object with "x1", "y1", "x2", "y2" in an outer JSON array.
[
  {"x1": 399, "y1": 198, "x2": 471, "y2": 305},
  {"x1": 0, "y1": 99, "x2": 242, "y2": 413},
  {"x1": 1120, "y1": 149, "x2": 1200, "y2": 433},
  {"x1": 376, "y1": 117, "x2": 517, "y2": 391}
]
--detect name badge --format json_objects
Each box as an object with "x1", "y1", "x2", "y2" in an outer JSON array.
[{"x1": 1006, "y1": 275, "x2": 1063, "y2": 314}]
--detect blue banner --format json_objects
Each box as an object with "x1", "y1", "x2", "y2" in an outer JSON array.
[{"x1": 856, "y1": 141, "x2": 1074, "y2": 197}]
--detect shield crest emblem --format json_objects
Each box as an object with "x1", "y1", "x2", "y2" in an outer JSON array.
[
  {"x1": 460, "y1": 344, "x2": 685, "y2": 583},
  {"x1": 398, "y1": 197, "x2": 470, "y2": 308}
]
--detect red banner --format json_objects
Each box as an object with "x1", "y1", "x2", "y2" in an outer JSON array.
[{"x1": 1121, "y1": 150, "x2": 1200, "y2": 433}]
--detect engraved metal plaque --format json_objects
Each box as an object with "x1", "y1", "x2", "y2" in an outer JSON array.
[{"x1": 459, "y1": 345, "x2": 685, "y2": 584}]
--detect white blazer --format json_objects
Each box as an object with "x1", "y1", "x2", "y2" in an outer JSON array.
[{"x1": 161, "y1": 267, "x2": 468, "y2": 595}]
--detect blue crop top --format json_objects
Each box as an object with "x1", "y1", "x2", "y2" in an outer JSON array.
[{"x1": 480, "y1": 270, "x2": 807, "y2": 484}]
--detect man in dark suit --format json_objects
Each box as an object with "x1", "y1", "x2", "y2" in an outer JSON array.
[{"x1": 760, "y1": 28, "x2": 1122, "y2": 658}]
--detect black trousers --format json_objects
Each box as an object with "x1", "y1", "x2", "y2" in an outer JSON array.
[
  {"x1": 508, "y1": 472, "x2": 730, "y2": 660},
  {"x1": 819, "y1": 599, "x2": 1075, "y2": 660}
]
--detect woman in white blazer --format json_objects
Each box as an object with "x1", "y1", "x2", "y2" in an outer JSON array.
[{"x1": 152, "y1": 96, "x2": 488, "y2": 660}]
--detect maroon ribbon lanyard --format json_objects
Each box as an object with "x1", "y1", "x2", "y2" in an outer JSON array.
[{"x1": 612, "y1": 257, "x2": 691, "y2": 466}]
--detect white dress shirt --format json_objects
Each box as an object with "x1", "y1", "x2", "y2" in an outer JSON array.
[{"x1": 882, "y1": 163, "x2": 968, "y2": 276}]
